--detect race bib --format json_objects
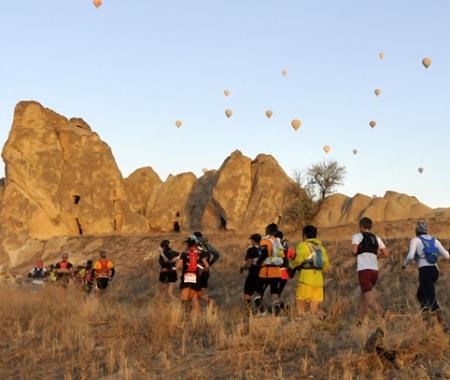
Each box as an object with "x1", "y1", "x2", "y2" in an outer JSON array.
[{"x1": 184, "y1": 273, "x2": 197, "y2": 284}]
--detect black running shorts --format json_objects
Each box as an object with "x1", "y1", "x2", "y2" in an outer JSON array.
[
  {"x1": 96, "y1": 278, "x2": 109, "y2": 290},
  {"x1": 159, "y1": 271, "x2": 178, "y2": 284}
]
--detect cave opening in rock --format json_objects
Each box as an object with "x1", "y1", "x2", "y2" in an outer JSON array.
[
  {"x1": 219, "y1": 216, "x2": 227, "y2": 230},
  {"x1": 73, "y1": 195, "x2": 81, "y2": 205},
  {"x1": 114, "y1": 218, "x2": 117, "y2": 232},
  {"x1": 173, "y1": 221, "x2": 181, "y2": 233},
  {"x1": 76, "y1": 218, "x2": 83, "y2": 235}
]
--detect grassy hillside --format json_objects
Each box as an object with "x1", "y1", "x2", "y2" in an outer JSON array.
[{"x1": 0, "y1": 233, "x2": 449, "y2": 379}]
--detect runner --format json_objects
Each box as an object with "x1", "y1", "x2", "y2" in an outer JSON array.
[
  {"x1": 240, "y1": 233, "x2": 264, "y2": 315},
  {"x1": 176, "y1": 236, "x2": 209, "y2": 322},
  {"x1": 351, "y1": 217, "x2": 389, "y2": 321},
  {"x1": 78, "y1": 260, "x2": 95, "y2": 295},
  {"x1": 93, "y1": 251, "x2": 115, "y2": 297},
  {"x1": 28, "y1": 260, "x2": 48, "y2": 288},
  {"x1": 54, "y1": 253, "x2": 74, "y2": 288},
  {"x1": 193, "y1": 231, "x2": 220, "y2": 306},
  {"x1": 289, "y1": 225, "x2": 329, "y2": 318},
  {"x1": 158, "y1": 239, "x2": 179, "y2": 299},
  {"x1": 403, "y1": 222, "x2": 449, "y2": 320},
  {"x1": 258, "y1": 223, "x2": 285, "y2": 315}
]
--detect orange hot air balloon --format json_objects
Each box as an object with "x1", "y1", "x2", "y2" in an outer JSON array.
[
  {"x1": 369, "y1": 120, "x2": 376, "y2": 129},
  {"x1": 291, "y1": 119, "x2": 301, "y2": 131},
  {"x1": 282, "y1": 69, "x2": 288, "y2": 77},
  {"x1": 374, "y1": 88, "x2": 381, "y2": 97},
  {"x1": 422, "y1": 57, "x2": 432, "y2": 69},
  {"x1": 93, "y1": 0, "x2": 102, "y2": 8},
  {"x1": 265, "y1": 110, "x2": 273, "y2": 119},
  {"x1": 323, "y1": 145, "x2": 331, "y2": 154},
  {"x1": 175, "y1": 120, "x2": 182, "y2": 128},
  {"x1": 224, "y1": 89, "x2": 231, "y2": 97},
  {"x1": 225, "y1": 109, "x2": 233, "y2": 118},
  {"x1": 353, "y1": 149, "x2": 358, "y2": 155},
  {"x1": 418, "y1": 167, "x2": 424, "y2": 174},
  {"x1": 379, "y1": 52, "x2": 384, "y2": 60}
]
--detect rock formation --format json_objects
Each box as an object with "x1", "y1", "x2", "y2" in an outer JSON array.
[
  {"x1": 0, "y1": 101, "x2": 148, "y2": 264},
  {"x1": 314, "y1": 191, "x2": 432, "y2": 227},
  {"x1": 145, "y1": 172, "x2": 197, "y2": 232},
  {"x1": 124, "y1": 167, "x2": 162, "y2": 215}
]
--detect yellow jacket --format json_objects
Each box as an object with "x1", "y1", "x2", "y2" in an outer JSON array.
[{"x1": 289, "y1": 238, "x2": 330, "y2": 288}]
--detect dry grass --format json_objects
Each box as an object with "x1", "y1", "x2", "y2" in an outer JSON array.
[{"x1": 0, "y1": 235, "x2": 449, "y2": 379}]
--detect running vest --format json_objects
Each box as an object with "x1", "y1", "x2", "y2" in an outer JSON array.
[
  {"x1": 95, "y1": 259, "x2": 112, "y2": 278},
  {"x1": 186, "y1": 249, "x2": 199, "y2": 273},
  {"x1": 357, "y1": 232, "x2": 379, "y2": 255}
]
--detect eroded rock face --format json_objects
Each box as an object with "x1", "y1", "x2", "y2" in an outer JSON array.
[
  {"x1": 314, "y1": 191, "x2": 432, "y2": 227},
  {"x1": 243, "y1": 154, "x2": 297, "y2": 232},
  {"x1": 208, "y1": 150, "x2": 253, "y2": 231},
  {"x1": 0, "y1": 101, "x2": 148, "y2": 264},
  {"x1": 145, "y1": 172, "x2": 197, "y2": 232},
  {"x1": 124, "y1": 167, "x2": 162, "y2": 215}
]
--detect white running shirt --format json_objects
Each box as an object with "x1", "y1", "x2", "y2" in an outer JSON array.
[
  {"x1": 403, "y1": 235, "x2": 449, "y2": 269},
  {"x1": 352, "y1": 233, "x2": 386, "y2": 272}
]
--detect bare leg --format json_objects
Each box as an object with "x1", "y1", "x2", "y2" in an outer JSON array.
[
  {"x1": 296, "y1": 300, "x2": 306, "y2": 315},
  {"x1": 364, "y1": 290, "x2": 382, "y2": 315},
  {"x1": 191, "y1": 294, "x2": 200, "y2": 323}
]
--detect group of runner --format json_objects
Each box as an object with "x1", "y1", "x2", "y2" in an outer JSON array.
[
  {"x1": 160, "y1": 218, "x2": 449, "y2": 326},
  {"x1": 27, "y1": 251, "x2": 115, "y2": 296}
]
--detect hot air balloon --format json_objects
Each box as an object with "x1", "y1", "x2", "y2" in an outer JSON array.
[
  {"x1": 369, "y1": 120, "x2": 376, "y2": 129},
  {"x1": 93, "y1": 0, "x2": 102, "y2": 8},
  {"x1": 418, "y1": 167, "x2": 424, "y2": 174},
  {"x1": 422, "y1": 58, "x2": 432, "y2": 69},
  {"x1": 265, "y1": 110, "x2": 273, "y2": 119},
  {"x1": 323, "y1": 145, "x2": 331, "y2": 154},
  {"x1": 291, "y1": 119, "x2": 301, "y2": 131},
  {"x1": 374, "y1": 88, "x2": 381, "y2": 97},
  {"x1": 353, "y1": 149, "x2": 358, "y2": 155},
  {"x1": 202, "y1": 168, "x2": 209, "y2": 174},
  {"x1": 224, "y1": 89, "x2": 231, "y2": 97},
  {"x1": 225, "y1": 109, "x2": 233, "y2": 118},
  {"x1": 282, "y1": 69, "x2": 288, "y2": 77},
  {"x1": 379, "y1": 52, "x2": 384, "y2": 60},
  {"x1": 175, "y1": 120, "x2": 182, "y2": 128}
]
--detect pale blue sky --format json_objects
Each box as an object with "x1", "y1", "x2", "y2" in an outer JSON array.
[{"x1": 1, "y1": 1, "x2": 449, "y2": 207}]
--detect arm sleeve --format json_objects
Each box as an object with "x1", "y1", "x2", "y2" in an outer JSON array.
[
  {"x1": 110, "y1": 267, "x2": 116, "y2": 278},
  {"x1": 435, "y1": 240, "x2": 450, "y2": 260},
  {"x1": 403, "y1": 239, "x2": 417, "y2": 266},
  {"x1": 206, "y1": 244, "x2": 220, "y2": 266}
]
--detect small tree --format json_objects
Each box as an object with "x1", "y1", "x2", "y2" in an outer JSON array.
[
  {"x1": 307, "y1": 160, "x2": 346, "y2": 203},
  {"x1": 283, "y1": 170, "x2": 318, "y2": 226}
]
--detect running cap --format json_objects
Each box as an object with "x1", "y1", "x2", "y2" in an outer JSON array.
[{"x1": 416, "y1": 222, "x2": 428, "y2": 235}]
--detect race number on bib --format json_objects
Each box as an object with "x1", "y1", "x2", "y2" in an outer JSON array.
[{"x1": 184, "y1": 273, "x2": 197, "y2": 284}]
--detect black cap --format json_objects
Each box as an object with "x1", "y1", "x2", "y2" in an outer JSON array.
[{"x1": 249, "y1": 233, "x2": 262, "y2": 243}]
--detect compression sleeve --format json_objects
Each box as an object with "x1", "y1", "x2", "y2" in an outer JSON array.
[
  {"x1": 206, "y1": 243, "x2": 220, "y2": 266},
  {"x1": 403, "y1": 238, "x2": 418, "y2": 267}
]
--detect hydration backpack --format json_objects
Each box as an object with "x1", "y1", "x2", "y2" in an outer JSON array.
[
  {"x1": 357, "y1": 232, "x2": 379, "y2": 255},
  {"x1": 186, "y1": 249, "x2": 199, "y2": 272},
  {"x1": 418, "y1": 236, "x2": 439, "y2": 264},
  {"x1": 301, "y1": 243, "x2": 324, "y2": 270}
]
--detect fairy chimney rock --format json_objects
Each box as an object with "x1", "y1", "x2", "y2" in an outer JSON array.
[
  {"x1": 0, "y1": 101, "x2": 148, "y2": 264},
  {"x1": 125, "y1": 167, "x2": 162, "y2": 215}
]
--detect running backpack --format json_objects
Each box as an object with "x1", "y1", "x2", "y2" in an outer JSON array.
[
  {"x1": 186, "y1": 249, "x2": 198, "y2": 272},
  {"x1": 357, "y1": 232, "x2": 379, "y2": 255},
  {"x1": 301, "y1": 243, "x2": 324, "y2": 270},
  {"x1": 418, "y1": 236, "x2": 439, "y2": 264}
]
